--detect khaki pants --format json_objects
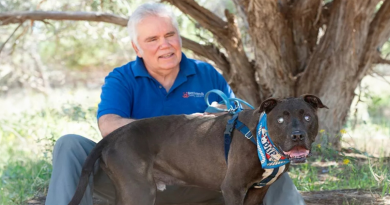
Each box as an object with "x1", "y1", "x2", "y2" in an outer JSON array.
[{"x1": 45, "y1": 134, "x2": 305, "y2": 205}]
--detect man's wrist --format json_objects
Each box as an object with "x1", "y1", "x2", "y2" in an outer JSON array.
[{"x1": 98, "y1": 114, "x2": 135, "y2": 137}]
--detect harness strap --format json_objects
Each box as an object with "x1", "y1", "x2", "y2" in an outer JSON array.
[
  {"x1": 225, "y1": 115, "x2": 284, "y2": 189},
  {"x1": 224, "y1": 114, "x2": 257, "y2": 162},
  {"x1": 235, "y1": 120, "x2": 256, "y2": 145},
  {"x1": 253, "y1": 167, "x2": 280, "y2": 188},
  {"x1": 224, "y1": 113, "x2": 239, "y2": 161}
]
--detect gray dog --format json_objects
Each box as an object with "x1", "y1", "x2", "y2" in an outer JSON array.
[{"x1": 69, "y1": 94, "x2": 328, "y2": 205}]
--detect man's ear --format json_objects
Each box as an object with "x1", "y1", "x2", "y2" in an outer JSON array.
[
  {"x1": 131, "y1": 41, "x2": 142, "y2": 58},
  {"x1": 302, "y1": 94, "x2": 329, "y2": 109},
  {"x1": 259, "y1": 98, "x2": 278, "y2": 114}
]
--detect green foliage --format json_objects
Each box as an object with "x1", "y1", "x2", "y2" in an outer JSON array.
[
  {"x1": 0, "y1": 98, "x2": 99, "y2": 204},
  {"x1": 382, "y1": 41, "x2": 390, "y2": 57},
  {"x1": 36, "y1": 21, "x2": 129, "y2": 70},
  {"x1": 290, "y1": 156, "x2": 390, "y2": 193},
  {"x1": 0, "y1": 0, "x2": 34, "y2": 12},
  {"x1": 0, "y1": 159, "x2": 51, "y2": 204},
  {"x1": 367, "y1": 94, "x2": 390, "y2": 122}
]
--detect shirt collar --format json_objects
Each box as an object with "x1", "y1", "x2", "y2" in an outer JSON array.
[{"x1": 133, "y1": 52, "x2": 196, "y2": 78}]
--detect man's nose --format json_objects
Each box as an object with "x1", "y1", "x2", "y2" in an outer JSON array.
[{"x1": 159, "y1": 38, "x2": 170, "y2": 49}]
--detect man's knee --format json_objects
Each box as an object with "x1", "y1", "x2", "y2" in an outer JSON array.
[
  {"x1": 55, "y1": 134, "x2": 94, "y2": 150},
  {"x1": 264, "y1": 173, "x2": 305, "y2": 205},
  {"x1": 55, "y1": 134, "x2": 85, "y2": 147},
  {"x1": 52, "y1": 134, "x2": 95, "y2": 162}
]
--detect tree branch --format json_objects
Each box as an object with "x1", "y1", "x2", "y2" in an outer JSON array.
[
  {"x1": 0, "y1": 10, "x2": 232, "y2": 81},
  {"x1": 370, "y1": 0, "x2": 390, "y2": 49},
  {"x1": 291, "y1": 0, "x2": 322, "y2": 73},
  {"x1": 359, "y1": 0, "x2": 390, "y2": 78},
  {"x1": 373, "y1": 53, "x2": 390, "y2": 65},
  {"x1": 181, "y1": 37, "x2": 230, "y2": 76},
  {"x1": 0, "y1": 23, "x2": 23, "y2": 54},
  {"x1": 161, "y1": 0, "x2": 227, "y2": 37},
  {"x1": 0, "y1": 11, "x2": 128, "y2": 26}
]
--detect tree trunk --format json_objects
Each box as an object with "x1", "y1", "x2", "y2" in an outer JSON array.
[{"x1": 165, "y1": 0, "x2": 390, "y2": 149}]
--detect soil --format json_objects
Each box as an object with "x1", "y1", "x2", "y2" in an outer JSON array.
[
  {"x1": 301, "y1": 189, "x2": 390, "y2": 205},
  {"x1": 26, "y1": 189, "x2": 390, "y2": 205}
]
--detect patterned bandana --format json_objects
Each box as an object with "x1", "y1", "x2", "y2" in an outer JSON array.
[{"x1": 257, "y1": 113, "x2": 290, "y2": 169}]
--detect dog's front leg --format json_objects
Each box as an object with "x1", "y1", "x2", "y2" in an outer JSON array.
[
  {"x1": 243, "y1": 186, "x2": 269, "y2": 205},
  {"x1": 221, "y1": 178, "x2": 247, "y2": 205}
]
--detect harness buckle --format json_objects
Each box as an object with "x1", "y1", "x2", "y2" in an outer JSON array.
[
  {"x1": 244, "y1": 131, "x2": 253, "y2": 139},
  {"x1": 227, "y1": 107, "x2": 239, "y2": 114},
  {"x1": 224, "y1": 122, "x2": 235, "y2": 135}
]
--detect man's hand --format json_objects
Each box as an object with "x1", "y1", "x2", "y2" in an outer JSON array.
[
  {"x1": 98, "y1": 114, "x2": 136, "y2": 138},
  {"x1": 190, "y1": 102, "x2": 228, "y2": 117},
  {"x1": 205, "y1": 101, "x2": 227, "y2": 115}
]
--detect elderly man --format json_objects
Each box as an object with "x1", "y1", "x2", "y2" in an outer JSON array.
[{"x1": 45, "y1": 2, "x2": 305, "y2": 205}]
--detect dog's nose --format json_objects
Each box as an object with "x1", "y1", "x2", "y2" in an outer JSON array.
[{"x1": 291, "y1": 130, "x2": 305, "y2": 142}]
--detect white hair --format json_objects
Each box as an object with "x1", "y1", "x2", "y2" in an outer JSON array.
[{"x1": 127, "y1": 2, "x2": 181, "y2": 52}]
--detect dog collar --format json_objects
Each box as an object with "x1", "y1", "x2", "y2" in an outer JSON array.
[{"x1": 257, "y1": 113, "x2": 290, "y2": 169}]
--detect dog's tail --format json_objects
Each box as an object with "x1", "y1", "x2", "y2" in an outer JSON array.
[{"x1": 68, "y1": 138, "x2": 109, "y2": 205}]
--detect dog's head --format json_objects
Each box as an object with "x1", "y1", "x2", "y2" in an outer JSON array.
[{"x1": 258, "y1": 94, "x2": 328, "y2": 164}]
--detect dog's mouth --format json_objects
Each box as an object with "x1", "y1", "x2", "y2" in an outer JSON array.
[{"x1": 282, "y1": 146, "x2": 310, "y2": 164}]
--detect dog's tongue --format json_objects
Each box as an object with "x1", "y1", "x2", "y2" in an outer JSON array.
[{"x1": 283, "y1": 146, "x2": 309, "y2": 158}]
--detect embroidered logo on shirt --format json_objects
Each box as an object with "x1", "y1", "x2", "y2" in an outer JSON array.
[{"x1": 182, "y1": 92, "x2": 204, "y2": 98}]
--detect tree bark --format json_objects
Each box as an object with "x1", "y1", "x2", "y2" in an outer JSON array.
[{"x1": 297, "y1": 0, "x2": 381, "y2": 148}]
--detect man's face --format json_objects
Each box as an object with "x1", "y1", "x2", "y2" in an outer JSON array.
[{"x1": 133, "y1": 15, "x2": 182, "y2": 74}]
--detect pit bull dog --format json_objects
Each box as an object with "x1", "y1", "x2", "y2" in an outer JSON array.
[{"x1": 69, "y1": 94, "x2": 328, "y2": 205}]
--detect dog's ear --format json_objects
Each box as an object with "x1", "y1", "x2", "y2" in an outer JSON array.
[
  {"x1": 259, "y1": 98, "x2": 278, "y2": 114},
  {"x1": 302, "y1": 94, "x2": 329, "y2": 109}
]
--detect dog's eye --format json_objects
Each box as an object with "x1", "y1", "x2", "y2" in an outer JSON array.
[
  {"x1": 277, "y1": 117, "x2": 284, "y2": 124},
  {"x1": 304, "y1": 115, "x2": 311, "y2": 121}
]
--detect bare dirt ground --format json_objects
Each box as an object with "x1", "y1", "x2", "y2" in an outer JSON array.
[
  {"x1": 26, "y1": 190, "x2": 390, "y2": 205},
  {"x1": 302, "y1": 189, "x2": 390, "y2": 205}
]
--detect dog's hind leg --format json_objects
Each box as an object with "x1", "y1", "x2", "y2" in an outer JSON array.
[{"x1": 102, "y1": 147, "x2": 156, "y2": 205}]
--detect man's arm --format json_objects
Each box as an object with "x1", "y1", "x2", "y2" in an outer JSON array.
[{"x1": 98, "y1": 114, "x2": 136, "y2": 138}]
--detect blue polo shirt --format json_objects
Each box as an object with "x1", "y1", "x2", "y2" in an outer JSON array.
[{"x1": 97, "y1": 53, "x2": 234, "y2": 120}]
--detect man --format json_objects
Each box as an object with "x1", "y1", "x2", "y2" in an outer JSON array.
[{"x1": 45, "y1": 2, "x2": 305, "y2": 205}]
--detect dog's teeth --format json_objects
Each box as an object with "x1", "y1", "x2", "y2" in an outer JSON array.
[{"x1": 290, "y1": 155, "x2": 307, "y2": 159}]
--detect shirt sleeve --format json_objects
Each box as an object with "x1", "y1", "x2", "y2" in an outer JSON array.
[{"x1": 97, "y1": 68, "x2": 133, "y2": 120}]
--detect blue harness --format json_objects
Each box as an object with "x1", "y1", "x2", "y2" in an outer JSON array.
[{"x1": 205, "y1": 90, "x2": 290, "y2": 188}]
